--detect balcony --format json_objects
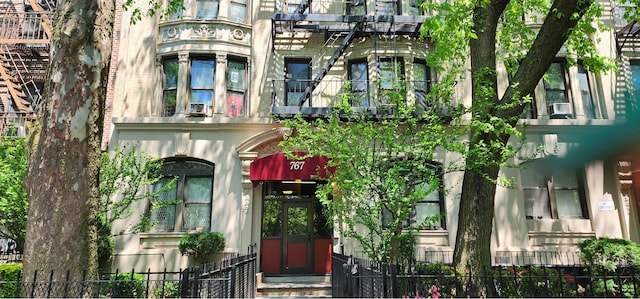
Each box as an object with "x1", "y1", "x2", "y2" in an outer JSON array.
[{"x1": 270, "y1": 78, "x2": 449, "y2": 120}]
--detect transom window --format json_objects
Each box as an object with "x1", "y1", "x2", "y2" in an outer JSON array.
[
  {"x1": 226, "y1": 58, "x2": 247, "y2": 117},
  {"x1": 151, "y1": 159, "x2": 214, "y2": 232},
  {"x1": 520, "y1": 159, "x2": 588, "y2": 220}
]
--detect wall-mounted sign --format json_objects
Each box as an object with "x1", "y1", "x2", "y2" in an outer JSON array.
[{"x1": 598, "y1": 200, "x2": 615, "y2": 211}]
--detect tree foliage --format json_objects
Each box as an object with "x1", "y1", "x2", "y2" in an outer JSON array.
[
  {"x1": 280, "y1": 87, "x2": 464, "y2": 265},
  {"x1": 0, "y1": 138, "x2": 28, "y2": 251},
  {"x1": 97, "y1": 145, "x2": 177, "y2": 267}
]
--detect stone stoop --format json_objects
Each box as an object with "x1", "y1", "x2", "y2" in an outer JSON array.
[{"x1": 256, "y1": 273, "x2": 332, "y2": 298}]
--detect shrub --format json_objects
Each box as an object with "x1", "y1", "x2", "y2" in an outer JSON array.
[
  {"x1": 152, "y1": 281, "x2": 180, "y2": 298},
  {"x1": 0, "y1": 264, "x2": 22, "y2": 298},
  {"x1": 99, "y1": 272, "x2": 146, "y2": 298},
  {"x1": 578, "y1": 238, "x2": 640, "y2": 298},
  {"x1": 178, "y1": 232, "x2": 226, "y2": 263}
]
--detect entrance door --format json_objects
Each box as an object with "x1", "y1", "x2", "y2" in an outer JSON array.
[{"x1": 282, "y1": 201, "x2": 313, "y2": 274}]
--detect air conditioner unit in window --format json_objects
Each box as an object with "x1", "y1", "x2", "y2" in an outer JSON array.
[
  {"x1": 548, "y1": 103, "x2": 573, "y2": 119},
  {"x1": 189, "y1": 103, "x2": 209, "y2": 116}
]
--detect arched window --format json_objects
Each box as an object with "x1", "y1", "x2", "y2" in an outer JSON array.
[{"x1": 151, "y1": 158, "x2": 214, "y2": 232}]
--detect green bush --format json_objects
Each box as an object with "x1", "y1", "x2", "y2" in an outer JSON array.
[
  {"x1": 99, "y1": 272, "x2": 146, "y2": 298},
  {"x1": 578, "y1": 238, "x2": 640, "y2": 298},
  {"x1": 178, "y1": 232, "x2": 225, "y2": 263},
  {"x1": 0, "y1": 264, "x2": 22, "y2": 298},
  {"x1": 152, "y1": 281, "x2": 180, "y2": 298}
]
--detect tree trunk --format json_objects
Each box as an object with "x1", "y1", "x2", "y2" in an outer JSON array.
[
  {"x1": 23, "y1": 0, "x2": 114, "y2": 295},
  {"x1": 453, "y1": 0, "x2": 593, "y2": 296}
]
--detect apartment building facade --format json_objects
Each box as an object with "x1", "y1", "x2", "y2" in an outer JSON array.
[{"x1": 105, "y1": 0, "x2": 640, "y2": 274}]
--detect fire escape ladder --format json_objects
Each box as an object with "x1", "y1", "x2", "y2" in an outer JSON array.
[
  {"x1": 0, "y1": 46, "x2": 34, "y2": 115},
  {"x1": 297, "y1": 22, "x2": 363, "y2": 106}
]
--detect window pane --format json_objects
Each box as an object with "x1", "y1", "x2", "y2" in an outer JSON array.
[
  {"x1": 164, "y1": 59, "x2": 179, "y2": 88},
  {"x1": 578, "y1": 64, "x2": 595, "y2": 118},
  {"x1": 349, "y1": 61, "x2": 369, "y2": 107},
  {"x1": 546, "y1": 90, "x2": 567, "y2": 105},
  {"x1": 556, "y1": 190, "x2": 583, "y2": 218},
  {"x1": 196, "y1": 0, "x2": 219, "y2": 19},
  {"x1": 415, "y1": 202, "x2": 442, "y2": 228},
  {"x1": 163, "y1": 90, "x2": 177, "y2": 116},
  {"x1": 191, "y1": 90, "x2": 213, "y2": 104},
  {"x1": 230, "y1": 3, "x2": 246, "y2": 23},
  {"x1": 524, "y1": 189, "x2": 551, "y2": 219},
  {"x1": 151, "y1": 177, "x2": 177, "y2": 231},
  {"x1": 191, "y1": 60, "x2": 215, "y2": 89},
  {"x1": 228, "y1": 61, "x2": 246, "y2": 90},
  {"x1": 286, "y1": 60, "x2": 310, "y2": 106},
  {"x1": 186, "y1": 177, "x2": 212, "y2": 203},
  {"x1": 544, "y1": 63, "x2": 565, "y2": 90},
  {"x1": 287, "y1": 206, "x2": 308, "y2": 234},
  {"x1": 520, "y1": 163, "x2": 546, "y2": 187},
  {"x1": 226, "y1": 92, "x2": 244, "y2": 117},
  {"x1": 184, "y1": 204, "x2": 211, "y2": 230},
  {"x1": 347, "y1": 0, "x2": 366, "y2": 15},
  {"x1": 553, "y1": 168, "x2": 579, "y2": 188},
  {"x1": 379, "y1": 60, "x2": 400, "y2": 90},
  {"x1": 262, "y1": 200, "x2": 282, "y2": 237}
]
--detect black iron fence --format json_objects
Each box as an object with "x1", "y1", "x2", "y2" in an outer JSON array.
[
  {"x1": 332, "y1": 252, "x2": 640, "y2": 298},
  {"x1": 0, "y1": 248, "x2": 257, "y2": 298}
]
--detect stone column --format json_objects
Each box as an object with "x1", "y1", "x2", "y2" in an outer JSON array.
[
  {"x1": 177, "y1": 51, "x2": 190, "y2": 115},
  {"x1": 215, "y1": 53, "x2": 228, "y2": 115}
]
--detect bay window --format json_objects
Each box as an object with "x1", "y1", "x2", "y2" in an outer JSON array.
[{"x1": 151, "y1": 159, "x2": 214, "y2": 232}]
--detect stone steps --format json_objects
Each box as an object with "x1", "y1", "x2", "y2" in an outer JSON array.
[{"x1": 256, "y1": 273, "x2": 331, "y2": 298}]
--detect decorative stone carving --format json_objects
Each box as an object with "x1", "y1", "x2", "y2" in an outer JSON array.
[
  {"x1": 232, "y1": 29, "x2": 245, "y2": 40},
  {"x1": 194, "y1": 24, "x2": 216, "y2": 38},
  {"x1": 165, "y1": 26, "x2": 178, "y2": 40}
]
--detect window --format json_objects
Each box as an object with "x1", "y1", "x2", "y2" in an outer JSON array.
[
  {"x1": 285, "y1": 58, "x2": 311, "y2": 106},
  {"x1": 383, "y1": 163, "x2": 445, "y2": 229},
  {"x1": 378, "y1": 58, "x2": 404, "y2": 105},
  {"x1": 520, "y1": 159, "x2": 587, "y2": 219},
  {"x1": 166, "y1": 5, "x2": 183, "y2": 21},
  {"x1": 190, "y1": 58, "x2": 216, "y2": 109},
  {"x1": 543, "y1": 61, "x2": 569, "y2": 106},
  {"x1": 408, "y1": 0, "x2": 425, "y2": 15},
  {"x1": 375, "y1": 0, "x2": 399, "y2": 15},
  {"x1": 577, "y1": 63, "x2": 596, "y2": 119},
  {"x1": 348, "y1": 60, "x2": 369, "y2": 107},
  {"x1": 151, "y1": 159, "x2": 214, "y2": 232},
  {"x1": 226, "y1": 59, "x2": 247, "y2": 117},
  {"x1": 413, "y1": 60, "x2": 431, "y2": 109},
  {"x1": 347, "y1": 0, "x2": 366, "y2": 15},
  {"x1": 162, "y1": 58, "x2": 179, "y2": 116},
  {"x1": 631, "y1": 61, "x2": 640, "y2": 107},
  {"x1": 196, "y1": 0, "x2": 219, "y2": 20},
  {"x1": 230, "y1": 0, "x2": 247, "y2": 23}
]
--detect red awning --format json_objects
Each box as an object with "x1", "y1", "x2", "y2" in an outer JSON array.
[{"x1": 249, "y1": 152, "x2": 332, "y2": 181}]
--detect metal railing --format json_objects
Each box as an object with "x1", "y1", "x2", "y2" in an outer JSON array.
[
  {"x1": 0, "y1": 247, "x2": 257, "y2": 298},
  {"x1": 332, "y1": 252, "x2": 640, "y2": 298},
  {"x1": 0, "y1": 11, "x2": 53, "y2": 44}
]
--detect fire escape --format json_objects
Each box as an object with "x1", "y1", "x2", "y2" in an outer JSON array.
[
  {"x1": 0, "y1": 0, "x2": 54, "y2": 137},
  {"x1": 270, "y1": 0, "x2": 427, "y2": 118}
]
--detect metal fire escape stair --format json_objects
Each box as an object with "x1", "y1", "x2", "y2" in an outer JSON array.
[
  {"x1": 0, "y1": 49, "x2": 32, "y2": 115},
  {"x1": 297, "y1": 22, "x2": 362, "y2": 106}
]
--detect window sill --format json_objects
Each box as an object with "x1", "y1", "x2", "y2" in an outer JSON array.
[
  {"x1": 139, "y1": 232, "x2": 185, "y2": 249},
  {"x1": 527, "y1": 218, "x2": 595, "y2": 246}
]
